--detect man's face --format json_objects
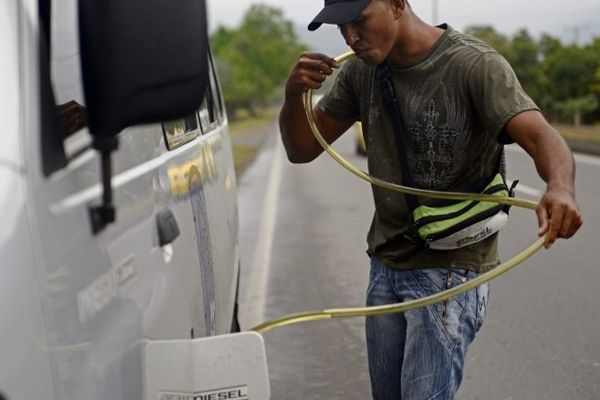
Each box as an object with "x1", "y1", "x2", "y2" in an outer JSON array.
[{"x1": 337, "y1": 0, "x2": 399, "y2": 65}]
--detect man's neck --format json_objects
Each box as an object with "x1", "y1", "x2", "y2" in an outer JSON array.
[{"x1": 387, "y1": 18, "x2": 445, "y2": 67}]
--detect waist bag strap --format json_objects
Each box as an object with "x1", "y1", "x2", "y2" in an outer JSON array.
[
  {"x1": 375, "y1": 61, "x2": 511, "y2": 206},
  {"x1": 375, "y1": 61, "x2": 515, "y2": 246},
  {"x1": 376, "y1": 61, "x2": 420, "y2": 212}
]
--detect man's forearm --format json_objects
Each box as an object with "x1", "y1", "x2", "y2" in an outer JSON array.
[
  {"x1": 506, "y1": 111, "x2": 576, "y2": 192},
  {"x1": 505, "y1": 110, "x2": 583, "y2": 245},
  {"x1": 279, "y1": 52, "x2": 342, "y2": 163},
  {"x1": 279, "y1": 94, "x2": 322, "y2": 163},
  {"x1": 532, "y1": 130, "x2": 576, "y2": 193}
]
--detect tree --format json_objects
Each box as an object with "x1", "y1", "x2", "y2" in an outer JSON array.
[
  {"x1": 508, "y1": 29, "x2": 549, "y2": 109},
  {"x1": 211, "y1": 5, "x2": 307, "y2": 118},
  {"x1": 465, "y1": 26, "x2": 553, "y2": 112},
  {"x1": 464, "y1": 25, "x2": 511, "y2": 57},
  {"x1": 539, "y1": 33, "x2": 562, "y2": 59},
  {"x1": 544, "y1": 45, "x2": 598, "y2": 101},
  {"x1": 592, "y1": 67, "x2": 600, "y2": 94},
  {"x1": 556, "y1": 95, "x2": 599, "y2": 126}
]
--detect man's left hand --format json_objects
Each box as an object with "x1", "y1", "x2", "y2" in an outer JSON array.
[{"x1": 536, "y1": 187, "x2": 583, "y2": 248}]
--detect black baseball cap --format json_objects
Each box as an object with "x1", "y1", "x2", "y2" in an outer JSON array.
[{"x1": 308, "y1": 0, "x2": 372, "y2": 31}]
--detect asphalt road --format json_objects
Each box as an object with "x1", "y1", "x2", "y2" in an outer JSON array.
[{"x1": 237, "y1": 123, "x2": 600, "y2": 399}]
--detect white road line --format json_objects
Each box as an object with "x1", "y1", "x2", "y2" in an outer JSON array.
[
  {"x1": 243, "y1": 137, "x2": 283, "y2": 328},
  {"x1": 573, "y1": 152, "x2": 600, "y2": 168},
  {"x1": 506, "y1": 144, "x2": 600, "y2": 168},
  {"x1": 504, "y1": 143, "x2": 600, "y2": 198},
  {"x1": 508, "y1": 180, "x2": 542, "y2": 198}
]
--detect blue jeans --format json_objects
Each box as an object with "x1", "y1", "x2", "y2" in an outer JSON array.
[{"x1": 366, "y1": 256, "x2": 488, "y2": 400}]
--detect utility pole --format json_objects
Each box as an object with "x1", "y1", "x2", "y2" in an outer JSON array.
[
  {"x1": 566, "y1": 23, "x2": 590, "y2": 46},
  {"x1": 432, "y1": 0, "x2": 439, "y2": 25}
]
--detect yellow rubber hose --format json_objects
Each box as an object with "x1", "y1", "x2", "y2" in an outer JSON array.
[{"x1": 251, "y1": 50, "x2": 545, "y2": 334}]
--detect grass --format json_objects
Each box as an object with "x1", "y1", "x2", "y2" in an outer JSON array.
[
  {"x1": 227, "y1": 112, "x2": 600, "y2": 177},
  {"x1": 229, "y1": 108, "x2": 278, "y2": 133},
  {"x1": 555, "y1": 123, "x2": 600, "y2": 142},
  {"x1": 229, "y1": 107, "x2": 279, "y2": 176},
  {"x1": 553, "y1": 123, "x2": 600, "y2": 155},
  {"x1": 232, "y1": 145, "x2": 258, "y2": 177}
]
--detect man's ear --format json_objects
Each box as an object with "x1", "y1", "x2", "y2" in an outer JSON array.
[{"x1": 389, "y1": 0, "x2": 407, "y2": 16}]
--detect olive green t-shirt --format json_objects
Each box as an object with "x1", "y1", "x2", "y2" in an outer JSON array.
[{"x1": 319, "y1": 25, "x2": 538, "y2": 272}]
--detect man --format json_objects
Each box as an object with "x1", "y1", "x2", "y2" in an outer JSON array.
[{"x1": 279, "y1": 0, "x2": 583, "y2": 399}]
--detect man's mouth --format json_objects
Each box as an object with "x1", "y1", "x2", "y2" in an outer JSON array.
[{"x1": 353, "y1": 48, "x2": 369, "y2": 58}]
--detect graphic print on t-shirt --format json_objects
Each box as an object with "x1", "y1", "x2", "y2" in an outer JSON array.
[{"x1": 405, "y1": 80, "x2": 471, "y2": 190}]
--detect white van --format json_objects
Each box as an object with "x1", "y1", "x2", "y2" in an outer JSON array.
[{"x1": 0, "y1": 0, "x2": 246, "y2": 398}]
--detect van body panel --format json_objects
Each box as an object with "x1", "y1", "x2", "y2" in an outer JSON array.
[
  {"x1": 0, "y1": 168, "x2": 56, "y2": 400},
  {"x1": 0, "y1": 0, "x2": 23, "y2": 167},
  {"x1": 0, "y1": 0, "x2": 241, "y2": 398},
  {"x1": 25, "y1": 120, "x2": 239, "y2": 399}
]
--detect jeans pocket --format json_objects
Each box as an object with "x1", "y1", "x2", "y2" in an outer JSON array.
[
  {"x1": 414, "y1": 269, "x2": 467, "y2": 344},
  {"x1": 366, "y1": 258, "x2": 393, "y2": 306},
  {"x1": 441, "y1": 271, "x2": 469, "y2": 342},
  {"x1": 416, "y1": 267, "x2": 449, "y2": 292},
  {"x1": 448, "y1": 267, "x2": 470, "y2": 277},
  {"x1": 475, "y1": 282, "x2": 489, "y2": 332}
]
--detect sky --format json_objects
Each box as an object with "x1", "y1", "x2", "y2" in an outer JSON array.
[{"x1": 207, "y1": 0, "x2": 600, "y2": 46}]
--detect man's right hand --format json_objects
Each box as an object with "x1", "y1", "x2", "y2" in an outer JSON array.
[
  {"x1": 279, "y1": 52, "x2": 351, "y2": 163},
  {"x1": 285, "y1": 52, "x2": 340, "y2": 96}
]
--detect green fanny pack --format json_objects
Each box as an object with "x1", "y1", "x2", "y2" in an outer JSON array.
[{"x1": 411, "y1": 173, "x2": 514, "y2": 250}]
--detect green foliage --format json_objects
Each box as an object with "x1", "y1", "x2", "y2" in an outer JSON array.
[
  {"x1": 212, "y1": 13, "x2": 600, "y2": 124},
  {"x1": 539, "y1": 34, "x2": 562, "y2": 58},
  {"x1": 544, "y1": 45, "x2": 598, "y2": 100},
  {"x1": 467, "y1": 25, "x2": 600, "y2": 124},
  {"x1": 210, "y1": 5, "x2": 307, "y2": 118},
  {"x1": 464, "y1": 25, "x2": 511, "y2": 56},
  {"x1": 508, "y1": 29, "x2": 549, "y2": 108},
  {"x1": 592, "y1": 67, "x2": 600, "y2": 94},
  {"x1": 556, "y1": 95, "x2": 599, "y2": 126}
]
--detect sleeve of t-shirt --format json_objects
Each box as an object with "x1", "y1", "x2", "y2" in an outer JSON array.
[
  {"x1": 468, "y1": 51, "x2": 539, "y2": 144},
  {"x1": 317, "y1": 59, "x2": 361, "y2": 124}
]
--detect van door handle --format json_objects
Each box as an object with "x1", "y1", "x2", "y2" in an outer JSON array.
[{"x1": 156, "y1": 208, "x2": 180, "y2": 246}]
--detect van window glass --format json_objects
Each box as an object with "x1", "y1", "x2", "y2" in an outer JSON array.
[
  {"x1": 162, "y1": 113, "x2": 201, "y2": 150},
  {"x1": 210, "y1": 58, "x2": 224, "y2": 120},
  {"x1": 46, "y1": 0, "x2": 218, "y2": 157},
  {"x1": 45, "y1": 0, "x2": 92, "y2": 161},
  {"x1": 198, "y1": 58, "x2": 222, "y2": 134}
]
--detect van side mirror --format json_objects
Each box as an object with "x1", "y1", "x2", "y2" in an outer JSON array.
[{"x1": 78, "y1": 0, "x2": 209, "y2": 233}]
